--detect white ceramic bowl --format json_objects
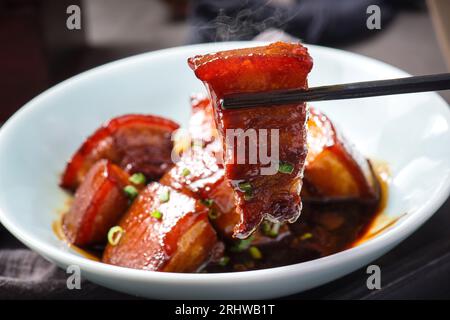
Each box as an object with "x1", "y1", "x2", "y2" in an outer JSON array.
[{"x1": 0, "y1": 42, "x2": 449, "y2": 299}]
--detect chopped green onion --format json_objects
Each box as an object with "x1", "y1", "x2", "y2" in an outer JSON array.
[
  {"x1": 201, "y1": 198, "x2": 214, "y2": 207},
  {"x1": 278, "y1": 162, "x2": 294, "y2": 174},
  {"x1": 230, "y1": 236, "x2": 254, "y2": 252},
  {"x1": 218, "y1": 256, "x2": 230, "y2": 267},
  {"x1": 243, "y1": 190, "x2": 253, "y2": 201},
  {"x1": 238, "y1": 181, "x2": 252, "y2": 192},
  {"x1": 129, "y1": 172, "x2": 146, "y2": 185},
  {"x1": 300, "y1": 232, "x2": 313, "y2": 240},
  {"x1": 159, "y1": 189, "x2": 170, "y2": 203},
  {"x1": 261, "y1": 221, "x2": 280, "y2": 238},
  {"x1": 123, "y1": 185, "x2": 139, "y2": 200},
  {"x1": 107, "y1": 226, "x2": 124, "y2": 246},
  {"x1": 151, "y1": 210, "x2": 163, "y2": 219},
  {"x1": 249, "y1": 246, "x2": 263, "y2": 260},
  {"x1": 261, "y1": 221, "x2": 271, "y2": 235},
  {"x1": 181, "y1": 168, "x2": 191, "y2": 177},
  {"x1": 208, "y1": 208, "x2": 218, "y2": 220},
  {"x1": 238, "y1": 181, "x2": 253, "y2": 201}
]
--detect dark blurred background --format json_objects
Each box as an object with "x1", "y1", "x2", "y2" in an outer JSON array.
[
  {"x1": 1, "y1": 0, "x2": 449, "y2": 124},
  {"x1": 1, "y1": 0, "x2": 450, "y2": 299}
]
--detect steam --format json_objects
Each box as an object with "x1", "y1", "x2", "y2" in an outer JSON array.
[
  {"x1": 192, "y1": 0, "x2": 297, "y2": 42},
  {"x1": 213, "y1": 6, "x2": 283, "y2": 41}
]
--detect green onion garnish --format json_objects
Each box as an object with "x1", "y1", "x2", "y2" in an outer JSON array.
[
  {"x1": 249, "y1": 246, "x2": 263, "y2": 260},
  {"x1": 208, "y1": 208, "x2": 218, "y2": 220},
  {"x1": 238, "y1": 181, "x2": 252, "y2": 192},
  {"x1": 201, "y1": 199, "x2": 214, "y2": 207},
  {"x1": 243, "y1": 190, "x2": 253, "y2": 201},
  {"x1": 181, "y1": 168, "x2": 191, "y2": 177},
  {"x1": 129, "y1": 172, "x2": 146, "y2": 185},
  {"x1": 218, "y1": 256, "x2": 230, "y2": 267},
  {"x1": 278, "y1": 162, "x2": 294, "y2": 174},
  {"x1": 261, "y1": 221, "x2": 280, "y2": 238},
  {"x1": 261, "y1": 221, "x2": 271, "y2": 235},
  {"x1": 230, "y1": 236, "x2": 254, "y2": 252},
  {"x1": 159, "y1": 189, "x2": 170, "y2": 203},
  {"x1": 107, "y1": 226, "x2": 124, "y2": 246},
  {"x1": 123, "y1": 185, "x2": 139, "y2": 200},
  {"x1": 300, "y1": 232, "x2": 313, "y2": 240},
  {"x1": 238, "y1": 181, "x2": 253, "y2": 201},
  {"x1": 151, "y1": 210, "x2": 163, "y2": 219}
]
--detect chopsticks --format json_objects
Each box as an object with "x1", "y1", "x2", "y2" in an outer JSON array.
[{"x1": 221, "y1": 73, "x2": 450, "y2": 109}]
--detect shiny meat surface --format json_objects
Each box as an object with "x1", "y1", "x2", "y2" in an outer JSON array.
[
  {"x1": 302, "y1": 108, "x2": 380, "y2": 201},
  {"x1": 61, "y1": 114, "x2": 179, "y2": 191},
  {"x1": 189, "y1": 42, "x2": 313, "y2": 238},
  {"x1": 161, "y1": 97, "x2": 239, "y2": 239},
  {"x1": 62, "y1": 160, "x2": 130, "y2": 246},
  {"x1": 102, "y1": 183, "x2": 218, "y2": 272}
]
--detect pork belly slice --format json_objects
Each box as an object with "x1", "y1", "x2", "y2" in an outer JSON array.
[
  {"x1": 62, "y1": 159, "x2": 131, "y2": 246},
  {"x1": 161, "y1": 96, "x2": 239, "y2": 239},
  {"x1": 188, "y1": 93, "x2": 218, "y2": 147},
  {"x1": 302, "y1": 108, "x2": 380, "y2": 201},
  {"x1": 61, "y1": 114, "x2": 179, "y2": 191},
  {"x1": 161, "y1": 95, "x2": 224, "y2": 198},
  {"x1": 161, "y1": 147, "x2": 239, "y2": 239},
  {"x1": 102, "y1": 183, "x2": 218, "y2": 272},
  {"x1": 189, "y1": 42, "x2": 313, "y2": 238}
]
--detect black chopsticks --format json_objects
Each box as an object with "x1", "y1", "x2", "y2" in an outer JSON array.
[{"x1": 221, "y1": 73, "x2": 450, "y2": 109}]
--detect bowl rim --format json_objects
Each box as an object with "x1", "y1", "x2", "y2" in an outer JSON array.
[{"x1": 0, "y1": 41, "x2": 449, "y2": 285}]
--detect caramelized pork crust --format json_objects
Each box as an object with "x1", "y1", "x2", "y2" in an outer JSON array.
[
  {"x1": 303, "y1": 108, "x2": 380, "y2": 201},
  {"x1": 102, "y1": 183, "x2": 218, "y2": 272},
  {"x1": 189, "y1": 42, "x2": 313, "y2": 238},
  {"x1": 61, "y1": 114, "x2": 179, "y2": 191},
  {"x1": 62, "y1": 159, "x2": 130, "y2": 246},
  {"x1": 161, "y1": 97, "x2": 239, "y2": 239}
]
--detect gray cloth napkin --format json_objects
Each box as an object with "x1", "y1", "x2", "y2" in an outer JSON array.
[
  {"x1": 0, "y1": 226, "x2": 132, "y2": 299},
  {"x1": 0, "y1": 249, "x2": 76, "y2": 299}
]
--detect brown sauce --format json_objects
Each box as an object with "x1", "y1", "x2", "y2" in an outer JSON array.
[
  {"x1": 205, "y1": 160, "x2": 392, "y2": 272},
  {"x1": 53, "y1": 217, "x2": 102, "y2": 262}
]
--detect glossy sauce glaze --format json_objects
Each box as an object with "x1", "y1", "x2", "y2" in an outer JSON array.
[{"x1": 205, "y1": 163, "x2": 389, "y2": 272}]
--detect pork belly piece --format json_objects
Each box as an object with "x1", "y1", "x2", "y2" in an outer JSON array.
[
  {"x1": 102, "y1": 182, "x2": 218, "y2": 272},
  {"x1": 160, "y1": 147, "x2": 239, "y2": 239},
  {"x1": 188, "y1": 93, "x2": 218, "y2": 147},
  {"x1": 61, "y1": 114, "x2": 179, "y2": 191},
  {"x1": 161, "y1": 95, "x2": 223, "y2": 198},
  {"x1": 62, "y1": 159, "x2": 131, "y2": 246},
  {"x1": 183, "y1": 93, "x2": 223, "y2": 163},
  {"x1": 189, "y1": 42, "x2": 313, "y2": 238},
  {"x1": 161, "y1": 96, "x2": 240, "y2": 238},
  {"x1": 302, "y1": 108, "x2": 380, "y2": 201},
  {"x1": 160, "y1": 147, "x2": 223, "y2": 199}
]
